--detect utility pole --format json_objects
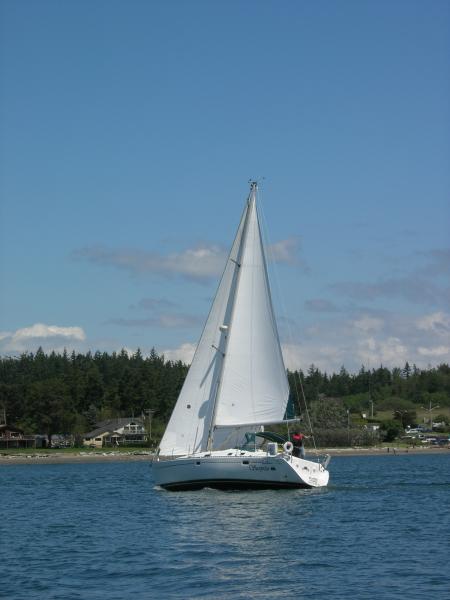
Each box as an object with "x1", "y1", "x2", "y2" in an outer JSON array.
[
  {"x1": 347, "y1": 409, "x2": 350, "y2": 446},
  {"x1": 394, "y1": 409, "x2": 408, "y2": 429},
  {"x1": 144, "y1": 409, "x2": 155, "y2": 447},
  {"x1": 421, "y1": 400, "x2": 439, "y2": 431},
  {"x1": 369, "y1": 372, "x2": 374, "y2": 418},
  {"x1": 368, "y1": 361, "x2": 374, "y2": 418}
]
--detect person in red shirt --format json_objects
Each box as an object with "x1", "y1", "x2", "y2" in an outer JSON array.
[{"x1": 292, "y1": 431, "x2": 307, "y2": 459}]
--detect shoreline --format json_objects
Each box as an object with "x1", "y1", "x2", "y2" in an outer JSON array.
[
  {"x1": 0, "y1": 451, "x2": 154, "y2": 465},
  {"x1": 0, "y1": 446, "x2": 449, "y2": 465}
]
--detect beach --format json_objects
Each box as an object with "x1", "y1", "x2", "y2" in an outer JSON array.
[{"x1": 0, "y1": 451, "x2": 154, "y2": 464}]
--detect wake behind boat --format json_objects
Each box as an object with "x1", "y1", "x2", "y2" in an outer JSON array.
[{"x1": 152, "y1": 182, "x2": 330, "y2": 490}]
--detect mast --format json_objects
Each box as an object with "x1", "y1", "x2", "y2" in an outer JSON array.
[{"x1": 206, "y1": 182, "x2": 257, "y2": 450}]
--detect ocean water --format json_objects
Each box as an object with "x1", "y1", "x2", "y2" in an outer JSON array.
[{"x1": 1, "y1": 454, "x2": 449, "y2": 600}]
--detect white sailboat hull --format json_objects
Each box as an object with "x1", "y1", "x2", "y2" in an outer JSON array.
[{"x1": 152, "y1": 450, "x2": 329, "y2": 491}]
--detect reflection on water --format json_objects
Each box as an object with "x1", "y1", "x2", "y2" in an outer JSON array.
[{"x1": 1, "y1": 454, "x2": 449, "y2": 599}]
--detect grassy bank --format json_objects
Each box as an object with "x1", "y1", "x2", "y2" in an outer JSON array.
[{"x1": 0, "y1": 446, "x2": 153, "y2": 456}]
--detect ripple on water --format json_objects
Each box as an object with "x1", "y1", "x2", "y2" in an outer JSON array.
[{"x1": 1, "y1": 455, "x2": 449, "y2": 599}]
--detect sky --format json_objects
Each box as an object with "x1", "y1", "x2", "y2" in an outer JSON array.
[{"x1": 1, "y1": 0, "x2": 449, "y2": 374}]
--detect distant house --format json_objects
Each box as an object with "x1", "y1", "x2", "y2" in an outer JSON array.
[
  {"x1": 432, "y1": 421, "x2": 446, "y2": 430},
  {"x1": 0, "y1": 424, "x2": 36, "y2": 449},
  {"x1": 364, "y1": 423, "x2": 380, "y2": 432},
  {"x1": 82, "y1": 418, "x2": 147, "y2": 448},
  {"x1": 50, "y1": 434, "x2": 74, "y2": 448}
]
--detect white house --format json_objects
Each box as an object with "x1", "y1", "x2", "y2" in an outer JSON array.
[{"x1": 82, "y1": 418, "x2": 147, "y2": 448}]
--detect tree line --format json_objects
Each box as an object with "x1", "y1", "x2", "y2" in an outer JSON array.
[
  {"x1": 288, "y1": 361, "x2": 450, "y2": 413},
  {"x1": 1, "y1": 348, "x2": 449, "y2": 443},
  {"x1": 0, "y1": 348, "x2": 187, "y2": 442},
  {"x1": 288, "y1": 362, "x2": 450, "y2": 443}
]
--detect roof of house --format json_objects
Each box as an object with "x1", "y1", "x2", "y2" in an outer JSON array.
[
  {"x1": 0, "y1": 424, "x2": 24, "y2": 434},
  {"x1": 96, "y1": 417, "x2": 143, "y2": 429},
  {"x1": 83, "y1": 427, "x2": 111, "y2": 439},
  {"x1": 83, "y1": 417, "x2": 144, "y2": 439}
]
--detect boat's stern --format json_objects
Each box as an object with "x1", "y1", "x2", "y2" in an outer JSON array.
[{"x1": 281, "y1": 454, "x2": 330, "y2": 488}]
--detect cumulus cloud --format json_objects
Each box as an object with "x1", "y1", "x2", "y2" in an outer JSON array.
[
  {"x1": 73, "y1": 244, "x2": 228, "y2": 282},
  {"x1": 0, "y1": 323, "x2": 86, "y2": 354},
  {"x1": 417, "y1": 345, "x2": 450, "y2": 357},
  {"x1": 281, "y1": 342, "x2": 346, "y2": 373},
  {"x1": 278, "y1": 309, "x2": 450, "y2": 373},
  {"x1": 156, "y1": 309, "x2": 448, "y2": 373},
  {"x1": 4, "y1": 307, "x2": 446, "y2": 374},
  {"x1": 352, "y1": 316, "x2": 384, "y2": 333},
  {"x1": 355, "y1": 336, "x2": 409, "y2": 368},
  {"x1": 416, "y1": 311, "x2": 450, "y2": 334},
  {"x1": 73, "y1": 236, "x2": 304, "y2": 284},
  {"x1": 160, "y1": 343, "x2": 196, "y2": 364},
  {"x1": 267, "y1": 237, "x2": 303, "y2": 265}
]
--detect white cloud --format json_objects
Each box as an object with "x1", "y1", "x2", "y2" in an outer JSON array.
[
  {"x1": 13, "y1": 323, "x2": 85, "y2": 342},
  {"x1": 282, "y1": 342, "x2": 346, "y2": 373},
  {"x1": 0, "y1": 323, "x2": 86, "y2": 354},
  {"x1": 74, "y1": 236, "x2": 304, "y2": 283},
  {"x1": 352, "y1": 316, "x2": 384, "y2": 333},
  {"x1": 417, "y1": 346, "x2": 450, "y2": 357},
  {"x1": 267, "y1": 237, "x2": 302, "y2": 265},
  {"x1": 120, "y1": 347, "x2": 138, "y2": 358},
  {"x1": 73, "y1": 244, "x2": 227, "y2": 282},
  {"x1": 280, "y1": 309, "x2": 450, "y2": 373},
  {"x1": 160, "y1": 343, "x2": 196, "y2": 364},
  {"x1": 416, "y1": 311, "x2": 450, "y2": 334},
  {"x1": 355, "y1": 336, "x2": 409, "y2": 367},
  {"x1": 3, "y1": 307, "x2": 448, "y2": 375}
]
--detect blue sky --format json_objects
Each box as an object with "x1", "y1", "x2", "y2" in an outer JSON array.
[{"x1": 1, "y1": 0, "x2": 449, "y2": 373}]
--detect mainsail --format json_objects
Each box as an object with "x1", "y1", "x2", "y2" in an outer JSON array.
[{"x1": 158, "y1": 184, "x2": 289, "y2": 456}]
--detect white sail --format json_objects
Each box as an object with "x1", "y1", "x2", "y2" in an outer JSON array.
[
  {"x1": 158, "y1": 199, "x2": 248, "y2": 456},
  {"x1": 158, "y1": 184, "x2": 289, "y2": 456},
  {"x1": 214, "y1": 191, "x2": 289, "y2": 428}
]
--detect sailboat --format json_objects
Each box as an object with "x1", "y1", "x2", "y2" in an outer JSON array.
[{"x1": 152, "y1": 182, "x2": 330, "y2": 490}]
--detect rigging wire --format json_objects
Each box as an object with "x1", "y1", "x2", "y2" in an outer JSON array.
[{"x1": 257, "y1": 184, "x2": 319, "y2": 458}]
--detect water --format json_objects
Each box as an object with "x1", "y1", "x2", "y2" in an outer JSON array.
[{"x1": 1, "y1": 454, "x2": 449, "y2": 600}]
